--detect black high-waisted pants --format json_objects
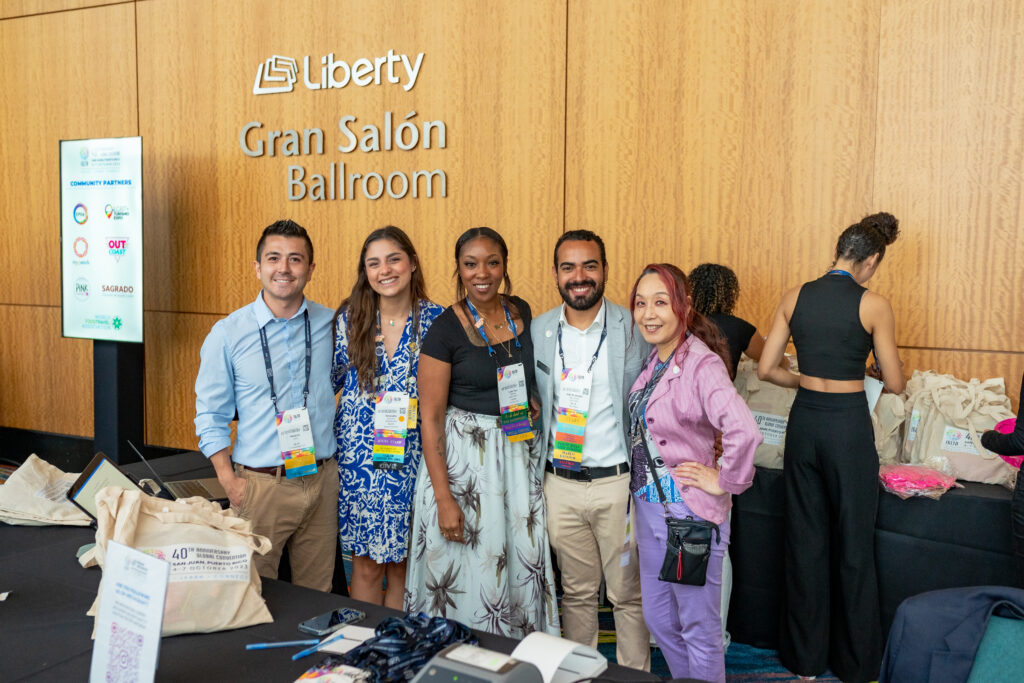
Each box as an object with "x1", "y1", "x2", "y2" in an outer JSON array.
[{"x1": 778, "y1": 388, "x2": 881, "y2": 683}]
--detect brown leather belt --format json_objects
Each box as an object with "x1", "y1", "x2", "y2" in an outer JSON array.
[{"x1": 242, "y1": 455, "x2": 336, "y2": 476}]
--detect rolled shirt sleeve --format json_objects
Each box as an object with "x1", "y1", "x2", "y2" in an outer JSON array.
[{"x1": 195, "y1": 321, "x2": 236, "y2": 457}]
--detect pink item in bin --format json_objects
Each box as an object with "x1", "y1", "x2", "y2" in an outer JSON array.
[
  {"x1": 878, "y1": 464, "x2": 962, "y2": 500},
  {"x1": 993, "y1": 418, "x2": 1024, "y2": 468}
]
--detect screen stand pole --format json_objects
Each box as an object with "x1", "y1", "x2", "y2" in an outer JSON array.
[{"x1": 93, "y1": 340, "x2": 145, "y2": 465}]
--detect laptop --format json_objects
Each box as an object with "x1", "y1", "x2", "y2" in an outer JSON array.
[
  {"x1": 66, "y1": 451, "x2": 147, "y2": 520},
  {"x1": 127, "y1": 441, "x2": 228, "y2": 503}
]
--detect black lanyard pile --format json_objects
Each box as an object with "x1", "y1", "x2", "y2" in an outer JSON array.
[{"x1": 257, "y1": 310, "x2": 311, "y2": 414}]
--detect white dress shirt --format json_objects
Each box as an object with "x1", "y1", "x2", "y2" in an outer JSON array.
[{"x1": 548, "y1": 302, "x2": 628, "y2": 468}]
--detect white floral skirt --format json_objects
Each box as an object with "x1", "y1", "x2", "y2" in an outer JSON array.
[{"x1": 404, "y1": 406, "x2": 560, "y2": 638}]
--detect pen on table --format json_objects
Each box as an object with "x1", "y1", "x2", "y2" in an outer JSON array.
[
  {"x1": 246, "y1": 639, "x2": 320, "y2": 650},
  {"x1": 291, "y1": 631, "x2": 346, "y2": 661}
]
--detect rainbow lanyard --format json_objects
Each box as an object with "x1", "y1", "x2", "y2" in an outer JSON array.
[{"x1": 552, "y1": 315, "x2": 608, "y2": 471}]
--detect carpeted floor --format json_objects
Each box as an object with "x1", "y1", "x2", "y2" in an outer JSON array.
[{"x1": 594, "y1": 604, "x2": 841, "y2": 682}]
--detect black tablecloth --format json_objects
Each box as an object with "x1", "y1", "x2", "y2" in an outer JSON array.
[
  {"x1": 0, "y1": 452, "x2": 658, "y2": 682},
  {"x1": 727, "y1": 466, "x2": 1016, "y2": 649}
]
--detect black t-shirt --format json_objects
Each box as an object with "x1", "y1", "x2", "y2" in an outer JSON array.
[
  {"x1": 709, "y1": 312, "x2": 756, "y2": 372},
  {"x1": 420, "y1": 296, "x2": 536, "y2": 416}
]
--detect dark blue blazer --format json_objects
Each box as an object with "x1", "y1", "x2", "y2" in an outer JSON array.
[{"x1": 879, "y1": 585, "x2": 1024, "y2": 683}]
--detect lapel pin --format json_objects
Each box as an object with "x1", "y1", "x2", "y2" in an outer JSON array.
[
  {"x1": 673, "y1": 366, "x2": 680, "y2": 374},
  {"x1": 545, "y1": 329, "x2": 553, "y2": 337}
]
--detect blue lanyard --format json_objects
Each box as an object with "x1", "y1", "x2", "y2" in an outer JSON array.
[
  {"x1": 258, "y1": 310, "x2": 311, "y2": 414},
  {"x1": 464, "y1": 298, "x2": 520, "y2": 358},
  {"x1": 557, "y1": 311, "x2": 608, "y2": 374},
  {"x1": 827, "y1": 269, "x2": 855, "y2": 280}
]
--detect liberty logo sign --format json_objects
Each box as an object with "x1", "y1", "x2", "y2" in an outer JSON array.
[
  {"x1": 253, "y1": 56, "x2": 299, "y2": 95},
  {"x1": 252, "y1": 50, "x2": 424, "y2": 95}
]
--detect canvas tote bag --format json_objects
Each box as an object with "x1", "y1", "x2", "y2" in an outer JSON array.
[
  {"x1": 82, "y1": 487, "x2": 273, "y2": 636},
  {"x1": 873, "y1": 393, "x2": 906, "y2": 465},
  {"x1": 0, "y1": 454, "x2": 91, "y2": 526},
  {"x1": 734, "y1": 359, "x2": 797, "y2": 469},
  {"x1": 902, "y1": 370, "x2": 1016, "y2": 486}
]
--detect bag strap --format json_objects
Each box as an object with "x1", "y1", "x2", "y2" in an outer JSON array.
[{"x1": 638, "y1": 429, "x2": 720, "y2": 543}]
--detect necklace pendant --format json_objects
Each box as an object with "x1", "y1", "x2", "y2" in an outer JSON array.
[{"x1": 389, "y1": 319, "x2": 395, "y2": 327}]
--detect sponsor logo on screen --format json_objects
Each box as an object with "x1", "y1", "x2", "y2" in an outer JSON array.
[
  {"x1": 252, "y1": 50, "x2": 423, "y2": 95},
  {"x1": 73, "y1": 203, "x2": 88, "y2": 224},
  {"x1": 104, "y1": 204, "x2": 130, "y2": 220},
  {"x1": 74, "y1": 277, "x2": 90, "y2": 301},
  {"x1": 101, "y1": 283, "x2": 134, "y2": 297},
  {"x1": 106, "y1": 237, "x2": 129, "y2": 261},
  {"x1": 73, "y1": 237, "x2": 89, "y2": 258}
]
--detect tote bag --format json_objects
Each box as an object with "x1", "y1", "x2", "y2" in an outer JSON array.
[{"x1": 82, "y1": 487, "x2": 273, "y2": 636}]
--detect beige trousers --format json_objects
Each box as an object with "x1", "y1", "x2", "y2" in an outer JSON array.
[
  {"x1": 233, "y1": 458, "x2": 339, "y2": 592},
  {"x1": 545, "y1": 470, "x2": 651, "y2": 671}
]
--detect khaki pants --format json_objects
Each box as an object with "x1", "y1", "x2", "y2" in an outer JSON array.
[
  {"x1": 233, "y1": 458, "x2": 339, "y2": 592},
  {"x1": 545, "y1": 471, "x2": 651, "y2": 671}
]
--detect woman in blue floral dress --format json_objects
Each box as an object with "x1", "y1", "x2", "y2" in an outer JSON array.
[{"x1": 332, "y1": 226, "x2": 443, "y2": 608}]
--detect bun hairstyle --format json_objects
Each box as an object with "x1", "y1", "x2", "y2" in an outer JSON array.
[
  {"x1": 689, "y1": 263, "x2": 740, "y2": 317},
  {"x1": 833, "y1": 212, "x2": 900, "y2": 267}
]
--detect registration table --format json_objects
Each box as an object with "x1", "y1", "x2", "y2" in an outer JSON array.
[{"x1": 0, "y1": 452, "x2": 660, "y2": 682}]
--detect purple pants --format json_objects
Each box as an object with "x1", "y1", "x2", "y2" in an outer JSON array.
[{"x1": 635, "y1": 497, "x2": 730, "y2": 683}]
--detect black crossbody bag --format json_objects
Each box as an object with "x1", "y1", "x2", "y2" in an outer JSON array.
[{"x1": 640, "y1": 443, "x2": 721, "y2": 586}]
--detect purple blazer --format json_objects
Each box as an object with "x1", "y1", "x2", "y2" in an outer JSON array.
[{"x1": 631, "y1": 334, "x2": 761, "y2": 524}]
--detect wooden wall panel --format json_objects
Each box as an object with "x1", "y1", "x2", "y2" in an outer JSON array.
[
  {"x1": 0, "y1": 305, "x2": 93, "y2": 435},
  {"x1": 0, "y1": 0, "x2": 123, "y2": 20},
  {"x1": 145, "y1": 310, "x2": 228, "y2": 449},
  {"x1": 565, "y1": 0, "x2": 879, "y2": 329},
  {"x1": 0, "y1": 3, "x2": 138, "y2": 307},
  {"x1": 136, "y1": 0, "x2": 566, "y2": 317},
  {"x1": 874, "y1": 0, "x2": 1024, "y2": 351}
]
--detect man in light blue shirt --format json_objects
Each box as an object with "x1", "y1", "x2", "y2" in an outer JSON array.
[{"x1": 195, "y1": 219, "x2": 338, "y2": 591}]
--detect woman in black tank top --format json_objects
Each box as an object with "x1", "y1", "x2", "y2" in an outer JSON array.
[{"x1": 757, "y1": 213, "x2": 905, "y2": 683}]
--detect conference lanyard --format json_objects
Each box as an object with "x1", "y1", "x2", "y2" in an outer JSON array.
[
  {"x1": 373, "y1": 304, "x2": 422, "y2": 393},
  {"x1": 827, "y1": 269, "x2": 855, "y2": 280},
  {"x1": 371, "y1": 303, "x2": 422, "y2": 469},
  {"x1": 556, "y1": 313, "x2": 608, "y2": 375},
  {"x1": 552, "y1": 313, "x2": 608, "y2": 471},
  {"x1": 463, "y1": 298, "x2": 532, "y2": 442},
  {"x1": 258, "y1": 310, "x2": 311, "y2": 414},
  {"x1": 464, "y1": 298, "x2": 520, "y2": 359}
]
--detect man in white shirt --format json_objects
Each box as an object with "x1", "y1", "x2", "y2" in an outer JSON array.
[{"x1": 532, "y1": 230, "x2": 650, "y2": 670}]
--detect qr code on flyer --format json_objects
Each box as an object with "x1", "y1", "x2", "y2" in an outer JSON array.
[{"x1": 105, "y1": 621, "x2": 143, "y2": 682}]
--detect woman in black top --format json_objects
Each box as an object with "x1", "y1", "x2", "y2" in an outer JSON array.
[
  {"x1": 759, "y1": 213, "x2": 905, "y2": 683},
  {"x1": 405, "y1": 227, "x2": 559, "y2": 637},
  {"x1": 690, "y1": 263, "x2": 785, "y2": 378}
]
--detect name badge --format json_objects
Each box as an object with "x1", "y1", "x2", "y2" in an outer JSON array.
[
  {"x1": 372, "y1": 391, "x2": 410, "y2": 470},
  {"x1": 497, "y1": 363, "x2": 533, "y2": 443},
  {"x1": 276, "y1": 406, "x2": 317, "y2": 478},
  {"x1": 553, "y1": 369, "x2": 593, "y2": 471}
]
